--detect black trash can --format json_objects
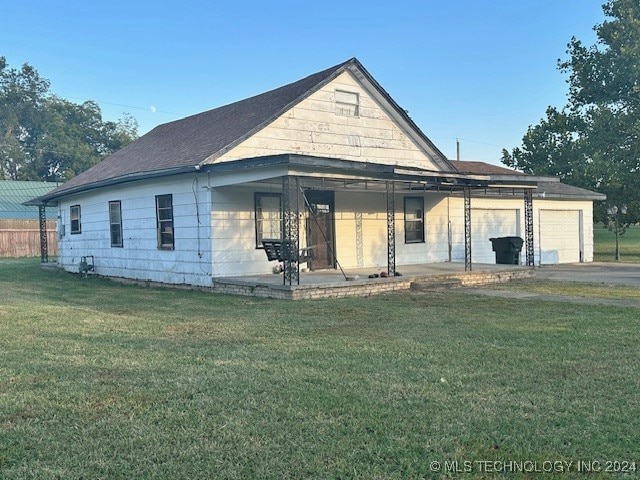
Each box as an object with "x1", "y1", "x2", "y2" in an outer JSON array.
[{"x1": 489, "y1": 236, "x2": 524, "y2": 265}]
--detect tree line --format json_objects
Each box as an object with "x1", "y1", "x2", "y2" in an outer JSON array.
[
  {"x1": 502, "y1": 0, "x2": 640, "y2": 226},
  {"x1": 0, "y1": 56, "x2": 138, "y2": 183}
]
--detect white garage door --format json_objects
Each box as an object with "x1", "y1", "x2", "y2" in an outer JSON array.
[
  {"x1": 539, "y1": 209, "x2": 582, "y2": 264},
  {"x1": 471, "y1": 209, "x2": 520, "y2": 263}
]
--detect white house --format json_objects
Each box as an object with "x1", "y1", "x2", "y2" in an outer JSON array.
[{"x1": 28, "y1": 58, "x2": 605, "y2": 291}]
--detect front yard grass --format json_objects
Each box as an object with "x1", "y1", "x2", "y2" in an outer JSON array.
[
  {"x1": 487, "y1": 279, "x2": 640, "y2": 301},
  {"x1": 1, "y1": 259, "x2": 639, "y2": 479}
]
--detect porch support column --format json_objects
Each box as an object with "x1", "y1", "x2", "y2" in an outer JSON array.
[
  {"x1": 282, "y1": 175, "x2": 300, "y2": 286},
  {"x1": 386, "y1": 181, "x2": 396, "y2": 276},
  {"x1": 39, "y1": 204, "x2": 49, "y2": 263},
  {"x1": 463, "y1": 185, "x2": 472, "y2": 272},
  {"x1": 524, "y1": 189, "x2": 535, "y2": 266}
]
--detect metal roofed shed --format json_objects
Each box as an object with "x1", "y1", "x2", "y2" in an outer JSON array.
[{"x1": 0, "y1": 181, "x2": 58, "y2": 258}]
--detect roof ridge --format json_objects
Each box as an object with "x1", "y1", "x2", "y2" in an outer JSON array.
[{"x1": 153, "y1": 58, "x2": 357, "y2": 133}]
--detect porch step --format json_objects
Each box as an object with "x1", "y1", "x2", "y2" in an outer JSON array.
[{"x1": 410, "y1": 278, "x2": 463, "y2": 291}]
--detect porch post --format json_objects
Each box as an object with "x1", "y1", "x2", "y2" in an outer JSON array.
[
  {"x1": 524, "y1": 189, "x2": 535, "y2": 266},
  {"x1": 463, "y1": 185, "x2": 472, "y2": 271},
  {"x1": 386, "y1": 181, "x2": 396, "y2": 276},
  {"x1": 39, "y1": 204, "x2": 49, "y2": 263},
  {"x1": 282, "y1": 175, "x2": 300, "y2": 285}
]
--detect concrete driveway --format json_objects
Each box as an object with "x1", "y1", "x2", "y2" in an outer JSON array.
[{"x1": 536, "y1": 262, "x2": 640, "y2": 287}]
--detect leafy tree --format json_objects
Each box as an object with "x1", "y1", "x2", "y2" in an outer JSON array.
[
  {"x1": 0, "y1": 56, "x2": 138, "y2": 182},
  {"x1": 502, "y1": 0, "x2": 640, "y2": 226}
]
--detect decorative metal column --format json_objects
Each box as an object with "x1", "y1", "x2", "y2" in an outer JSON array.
[
  {"x1": 282, "y1": 176, "x2": 300, "y2": 285},
  {"x1": 38, "y1": 204, "x2": 48, "y2": 263},
  {"x1": 524, "y1": 189, "x2": 535, "y2": 266},
  {"x1": 463, "y1": 185, "x2": 472, "y2": 272},
  {"x1": 386, "y1": 181, "x2": 396, "y2": 276}
]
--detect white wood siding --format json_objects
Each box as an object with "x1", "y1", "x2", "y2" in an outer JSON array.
[
  {"x1": 211, "y1": 188, "x2": 451, "y2": 276},
  {"x1": 210, "y1": 186, "x2": 299, "y2": 277},
  {"x1": 57, "y1": 177, "x2": 595, "y2": 286},
  {"x1": 57, "y1": 174, "x2": 212, "y2": 286},
  {"x1": 211, "y1": 188, "x2": 595, "y2": 278},
  {"x1": 214, "y1": 71, "x2": 442, "y2": 170},
  {"x1": 471, "y1": 208, "x2": 520, "y2": 263},
  {"x1": 394, "y1": 193, "x2": 450, "y2": 266}
]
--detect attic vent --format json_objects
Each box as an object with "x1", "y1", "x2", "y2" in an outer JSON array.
[{"x1": 335, "y1": 90, "x2": 359, "y2": 117}]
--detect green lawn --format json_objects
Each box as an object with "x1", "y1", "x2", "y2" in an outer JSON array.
[
  {"x1": 489, "y1": 279, "x2": 640, "y2": 301},
  {"x1": 1, "y1": 259, "x2": 639, "y2": 479},
  {"x1": 593, "y1": 223, "x2": 640, "y2": 263}
]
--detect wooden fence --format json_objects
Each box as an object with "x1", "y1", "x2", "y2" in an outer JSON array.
[{"x1": 0, "y1": 219, "x2": 58, "y2": 258}]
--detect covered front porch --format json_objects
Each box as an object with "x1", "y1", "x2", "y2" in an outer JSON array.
[
  {"x1": 206, "y1": 154, "x2": 539, "y2": 287},
  {"x1": 212, "y1": 261, "x2": 535, "y2": 300}
]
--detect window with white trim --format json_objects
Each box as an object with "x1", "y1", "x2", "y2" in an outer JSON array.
[
  {"x1": 335, "y1": 90, "x2": 359, "y2": 117},
  {"x1": 255, "y1": 193, "x2": 282, "y2": 248},
  {"x1": 70, "y1": 205, "x2": 81, "y2": 234},
  {"x1": 109, "y1": 201, "x2": 123, "y2": 247},
  {"x1": 404, "y1": 197, "x2": 425, "y2": 243},
  {"x1": 156, "y1": 194, "x2": 174, "y2": 250}
]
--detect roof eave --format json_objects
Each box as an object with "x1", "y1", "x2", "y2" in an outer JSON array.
[
  {"x1": 538, "y1": 192, "x2": 607, "y2": 201},
  {"x1": 24, "y1": 165, "x2": 201, "y2": 206}
]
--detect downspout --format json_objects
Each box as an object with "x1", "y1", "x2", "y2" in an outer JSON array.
[{"x1": 207, "y1": 171, "x2": 214, "y2": 281}]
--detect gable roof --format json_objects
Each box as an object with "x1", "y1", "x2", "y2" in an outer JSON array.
[
  {"x1": 535, "y1": 181, "x2": 606, "y2": 201},
  {"x1": 0, "y1": 181, "x2": 57, "y2": 219},
  {"x1": 30, "y1": 58, "x2": 452, "y2": 204},
  {"x1": 450, "y1": 160, "x2": 606, "y2": 201},
  {"x1": 449, "y1": 160, "x2": 524, "y2": 176}
]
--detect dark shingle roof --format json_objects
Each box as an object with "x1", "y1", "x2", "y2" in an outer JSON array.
[
  {"x1": 536, "y1": 181, "x2": 606, "y2": 200},
  {"x1": 30, "y1": 57, "x2": 452, "y2": 205},
  {"x1": 37, "y1": 59, "x2": 359, "y2": 200},
  {"x1": 449, "y1": 160, "x2": 524, "y2": 176},
  {"x1": 0, "y1": 181, "x2": 57, "y2": 219},
  {"x1": 449, "y1": 160, "x2": 605, "y2": 201}
]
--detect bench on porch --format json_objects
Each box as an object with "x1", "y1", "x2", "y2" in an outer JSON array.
[{"x1": 261, "y1": 239, "x2": 314, "y2": 264}]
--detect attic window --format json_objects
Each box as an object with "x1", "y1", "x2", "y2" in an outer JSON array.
[{"x1": 335, "y1": 90, "x2": 359, "y2": 117}]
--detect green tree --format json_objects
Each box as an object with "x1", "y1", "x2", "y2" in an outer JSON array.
[
  {"x1": 0, "y1": 56, "x2": 138, "y2": 182},
  {"x1": 502, "y1": 0, "x2": 640, "y2": 226}
]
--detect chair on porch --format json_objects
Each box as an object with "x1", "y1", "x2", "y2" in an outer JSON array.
[{"x1": 261, "y1": 239, "x2": 314, "y2": 264}]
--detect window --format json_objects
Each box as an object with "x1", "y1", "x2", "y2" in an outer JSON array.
[
  {"x1": 255, "y1": 193, "x2": 282, "y2": 248},
  {"x1": 70, "y1": 205, "x2": 81, "y2": 234},
  {"x1": 335, "y1": 90, "x2": 359, "y2": 117},
  {"x1": 109, "y1": 201, "x2": 123, "y2": 247},
  {"x1": 156, "y1": 194, "x2": 174, "y2": 250},
  {"x1": 404, "y1": 197, "x2": 424, "y2": 243}
]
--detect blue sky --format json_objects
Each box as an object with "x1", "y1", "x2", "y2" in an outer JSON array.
[{"x1": 3, "y1": 1, "x2": 605, "y2": 165}]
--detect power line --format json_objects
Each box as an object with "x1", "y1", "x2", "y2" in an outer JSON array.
[{"x1": 58, "y1": 94, "x2": 185, "y2": 117}]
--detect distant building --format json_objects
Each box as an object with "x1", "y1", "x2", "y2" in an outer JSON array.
[{"x1": 0, "y1": 180, "x2": 57, "y2": 257}]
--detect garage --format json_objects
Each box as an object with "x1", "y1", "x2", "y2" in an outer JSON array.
[
  {"x1": 471, "y1": 209, "x2": 520, "y2": 263},
  {"x1": 539, "y1": 209, "x2": 583, "y2": 264}
]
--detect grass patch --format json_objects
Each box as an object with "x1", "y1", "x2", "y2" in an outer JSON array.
[
  {"x1": 1, "y1": 259, "x2": 639, "y2": 479},
  {"x1": 593, "y1": 223, "x2": 640, "y2": 263},
  {"x1": 488, "y1": 279, "x2": 640, "y2": 301}
]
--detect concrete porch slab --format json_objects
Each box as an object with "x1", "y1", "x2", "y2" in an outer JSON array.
[{"x1": 213, "y1": 262, "x2": 535, "y2": 300}]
